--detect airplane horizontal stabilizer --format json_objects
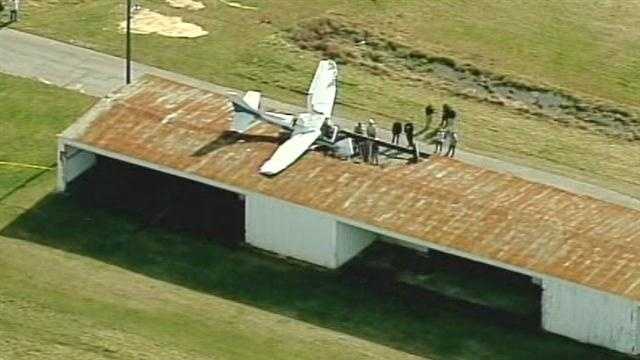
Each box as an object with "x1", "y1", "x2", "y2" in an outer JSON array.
[{"x1": 231, "y1": 112, "x2": 260, "y2": 133}]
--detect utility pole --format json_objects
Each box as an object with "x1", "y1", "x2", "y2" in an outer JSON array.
[{"x1": 125, "y1": 0, "x2": 132, "y2": 84}]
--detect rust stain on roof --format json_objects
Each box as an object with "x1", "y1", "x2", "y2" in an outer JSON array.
[{"x1": 64, "y1": 76, "x2": 640, "y2": 302}]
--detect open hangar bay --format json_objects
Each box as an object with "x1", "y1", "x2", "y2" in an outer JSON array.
[{"x1": 57, "y1": 76, "x2": 640, "y2": 355}]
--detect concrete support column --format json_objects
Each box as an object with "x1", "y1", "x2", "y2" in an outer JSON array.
[
  {"x1": 541, "y1": 278, "x2": 640, "y2": 355},
  {"x1": 245, "y1": 194, "x2": 374, "y2": 269},
  {"x1": 335, "y1": 222, "x2": 377, "y2": 266},
  {"x1": 57, "y1": 142, "x2": 97, "y2": 192}
]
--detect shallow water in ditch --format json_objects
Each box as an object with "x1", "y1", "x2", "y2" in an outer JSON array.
[{"x1": 291, "y1": 17, "x2": 639, "y2": 140}]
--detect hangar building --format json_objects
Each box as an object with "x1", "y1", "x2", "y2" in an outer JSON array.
[{"x1": 58, "y1": 76, "x2": 640, "y2": 355}]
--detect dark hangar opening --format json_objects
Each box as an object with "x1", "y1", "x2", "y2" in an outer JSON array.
[
  {"x1": 344, "y1": 242, "x2": 543, "y2": 325},
  {"x1": 67, "y1": 156, "x2": 245, "y2": 245}
]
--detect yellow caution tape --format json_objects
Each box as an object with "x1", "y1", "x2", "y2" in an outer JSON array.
[{"x1": 0, "y1": 161, "x2": 54, "y2": 170}]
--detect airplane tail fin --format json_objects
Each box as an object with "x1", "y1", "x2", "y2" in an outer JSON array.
[
  {"x1": 231, "y1": 91, "x2": 262, "y2": 133},
  {"x1": 242, "y1": 91, "x2": 262, "y2": 111}
]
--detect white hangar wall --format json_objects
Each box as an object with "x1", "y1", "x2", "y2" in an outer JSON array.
[
  {"x1": 335, "y1": 222, "x2": 377, "y2": 266},
  {"x1": 245, "y1": 194, "x2": 375, "y2": 268},
  {"x1": 542, "y1": 278, "x2": 640, "y2": 355},
  {"x1": 57, "y1": 143, "x2": 97, "y2": 192}
]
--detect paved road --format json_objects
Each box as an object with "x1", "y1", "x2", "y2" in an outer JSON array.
[{"x1": 2, "y1": 28, "x2": 639, "y2": 210}]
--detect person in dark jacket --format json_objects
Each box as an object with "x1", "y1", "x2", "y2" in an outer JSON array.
[
  {"x1": 404, "y1": 122, "x2": 415, "y2": 147},
  {"x1": 366, "y1": 119, "x2": 377, "y2": 163},
  {"x1": 391, "y1": 121, "x2": 402, "y2": 145},
  {"x1": 354, "y1": 122, "x2": 367, "y2": 161}
]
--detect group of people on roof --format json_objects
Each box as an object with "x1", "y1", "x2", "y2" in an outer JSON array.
[
  {"x1": 427, "y1": 104, "x2": 459, "y2": 158},
  {"x1": 352, "y1": 103, "x2": 460, "y2": 166},
  {"x1": 389, "y1": 104, "x2": 459, "y2": 158},
  {"x1": 391, "y1": 122, "x2": 415, "y2": 147},
  {"x1": 353, "y1": 119, "x2": 380, "y2": 165}
]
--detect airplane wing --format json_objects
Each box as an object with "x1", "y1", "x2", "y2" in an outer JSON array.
[
  {"x1": 259, "y1": 129, "x2": 322, "y2": 175},
  {"x1": 307, "y1": 60, "x2": 338, "y2": 117}
]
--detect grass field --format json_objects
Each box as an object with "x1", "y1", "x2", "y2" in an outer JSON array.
[
  {"x1": 11, "y1": 0, "x2": 640, "y2": 199},
  {"x1": 0, "y1": 72, "x2": 95, "y2": 199},
  {"x1": 0, "y1": 74, "x2": 631, "y2": 359}
]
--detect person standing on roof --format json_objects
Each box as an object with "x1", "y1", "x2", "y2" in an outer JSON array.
[
  {"x1": 391, "y1": 121, "x2": 402, "y2": 145},
  {"x1": 445, "y1": 130, "x2": 458, "y2": 158},
  {"x1": 370, "y1": 142, "x2": 380, "y2": 165},
  {"x1": 366, "y1": 119, "x2": 377, "y2": 138},
  {"x1": 9, "y1": 0, "x2": 19, "y2": 22},
  {"x1": 434, "y1": 128, "x2": 446, "y2": 155},
  {"x1": 354, "y1": 122, "x2": 367, "y2": 161},
  {"x1": 404, "y1": 122, "x2": 415, "y2": 147},
  {"x1": 366, "y1": 119, "x2": 377, "y2": 164}
]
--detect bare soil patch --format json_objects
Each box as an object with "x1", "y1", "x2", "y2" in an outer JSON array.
[
  {"x1": 119, "y1": 8, "x2": 208, "y2": 38},
  {"x1": 166, "y1": 0, "x2": 205, "y2": 10},
  {"x1": 290, "y1": 17, "x2": 640, "y2": 141}
]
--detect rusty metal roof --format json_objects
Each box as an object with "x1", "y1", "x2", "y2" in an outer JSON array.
[{"x1": 62, "y1": 76, "x2": 640, "y2": 302}]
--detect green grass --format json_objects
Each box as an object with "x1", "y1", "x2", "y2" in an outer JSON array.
[
  {"x1": 0, "y1": 72, "x2": 94, "y2": 165},
  {"x1": 0, "y1": 224, "x2": 421, "y2": 359},
  {"x1": 0, "y1": 73, "x2": 630, "y2": 359},
  {"x1": 12, "y1": 0, "x2": 640, "y2": 199},
  {"x1": 0, "y1": 72, "x2": 95, "y2": 199}
]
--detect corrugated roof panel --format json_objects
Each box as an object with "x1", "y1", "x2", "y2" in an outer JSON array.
[{"x1": 62, "y1": 76, "x2": 640, "y2": 302}]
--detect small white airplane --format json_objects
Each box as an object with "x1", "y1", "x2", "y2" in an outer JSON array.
[{"x1": 230, "y1": 60, "x2": 354, "y2": 175}]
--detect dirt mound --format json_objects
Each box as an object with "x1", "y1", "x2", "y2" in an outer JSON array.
[
  {"x1": 166, "y1": 0, "x2": 205, "y2": 10},
  {"x1": 290, "y1": 17, "x2": 640, "y2": 141},
  {"x1": 119, "y1": 8, "x2": 208, "y2": 38}
]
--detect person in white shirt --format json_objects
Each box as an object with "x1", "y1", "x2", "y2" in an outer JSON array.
[
  {"x1": 434, "y1": 129, "x2": 446, "y2": 155},
  {"x1": 446, "y1": 131, "x2": 459, "y2": 158}
]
